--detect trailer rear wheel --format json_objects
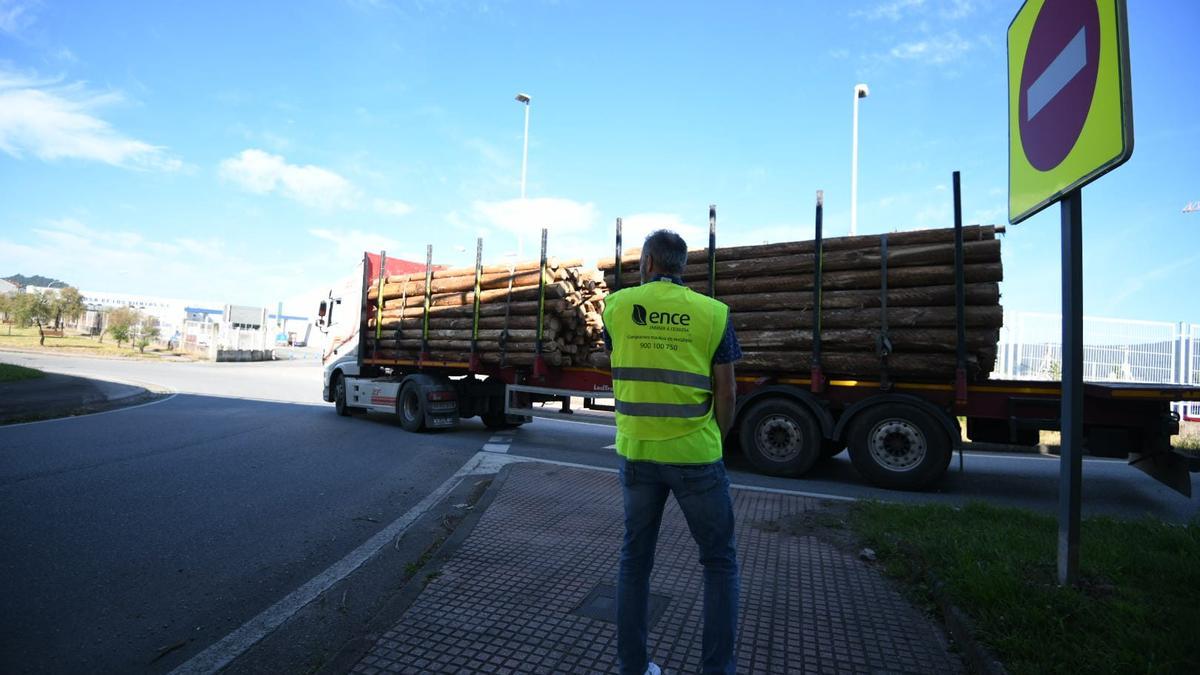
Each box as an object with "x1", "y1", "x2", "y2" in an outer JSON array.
[
  {"x1": 482, "y1": 411, "x2": 524, "y2": 430},
  {"x1": 848, "y1": 404, "x2": 949, "y2": 490},
  {"x1": 739, "y1": 398, "x2": 821, "y2": 477},
  {"x1": 398, "y1": 382, "x2": 425, "y2": 432},
  {"x1": 333, "y1": 373, "x2": 350, "y2": 417}
]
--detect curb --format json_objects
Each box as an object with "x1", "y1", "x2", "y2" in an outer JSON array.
[
  {"x1": 928, "y1": 576, "x2": 1008, "y2": 675},
  {"x1": 318, "y1": 462, "x2": 514, "y2": 675}
]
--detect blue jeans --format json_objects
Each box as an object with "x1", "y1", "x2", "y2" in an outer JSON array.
[{"x1": 617, "y1": 458, "x2": 739, "y2": 675}]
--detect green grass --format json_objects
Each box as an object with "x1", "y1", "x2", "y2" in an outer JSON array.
[
  {"x1": 848, "y1": 501, "x2": 1200, "y2": 674},
  {"x1": 0, "y1": 325, "x2": 192, "y2": 359},
  {"x1": 0, "y1": 362, "x2": 45, "y2": 382}
]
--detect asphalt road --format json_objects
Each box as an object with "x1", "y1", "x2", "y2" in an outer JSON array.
[
  {"x1": 0, "y1": 351, "x2": 1196, "y2": 674},
  {"x1": 0, "y1": 353, "x2": 491, "y2": 673},
  {"x1": 508, "y1": 416, "x2": 1200, "y2": 523}
]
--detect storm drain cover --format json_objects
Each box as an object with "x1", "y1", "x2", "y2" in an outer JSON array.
[{"x1": 572, "y1": 583, "x2": 671, "y2": 628}]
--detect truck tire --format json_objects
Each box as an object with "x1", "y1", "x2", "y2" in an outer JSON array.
[
  {"x1": 397, "y1": 381, "x2": 425, "y2": 432},
  {"x1": 848, "y1": 403, "x2": 950, "y2": 490},
  {"x1": 333, "y1": 373, "x2": 350, "y2": 417},
  {"x1": 481, "y1": 377, "x2": 525, "y2": 429},
  {"x1": 482, "y1": 411, "x2": 524, "y2": 430},
  {"x1": 738, "y1": 398, "x2": 822, "y2": 477}
]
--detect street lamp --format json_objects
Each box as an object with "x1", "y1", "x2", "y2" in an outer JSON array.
[
  {"x1": 515, "y1": 92, "x2": 531, "y2": 259},
  {"x1": 850, "y1": 83, "x2": 869, "y2": 237}
]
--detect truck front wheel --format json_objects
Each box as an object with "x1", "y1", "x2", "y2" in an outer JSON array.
[
  {"x1": 738, "y1": 398, "x2": 822, "y2": 477},
  {"x1": 848, "y1": 404, "x2": 950, "y2": 490},
  {"x1": 398, "y1": 382, "x2": 425, "y2": 432},
  {"x1": 333, "y1": 374, "x2": 350, "y2": 417}
]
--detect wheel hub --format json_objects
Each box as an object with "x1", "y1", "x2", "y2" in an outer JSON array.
[
  {"x1": 868, "y1": 419, "x2": 926, "y2": 471},
  {"x1": 403, "y1": 391, "x2": 420, "y2": 419},
  {"x1": 756, "y1": 415, "x2": 805, "y2": 462}
]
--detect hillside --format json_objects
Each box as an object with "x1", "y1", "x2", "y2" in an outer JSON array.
[{"x1": 3, "y1": 274, "x2": 69, "y2": 289}]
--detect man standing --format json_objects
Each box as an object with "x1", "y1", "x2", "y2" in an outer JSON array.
[{"x1": 603, "y1": 230, "x2": 741, "y2": 675}]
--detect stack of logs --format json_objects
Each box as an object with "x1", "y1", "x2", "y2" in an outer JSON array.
[
  {"x1": 365, "y1": 258, "x2": 609, "y2": 367},
  {"x1": 598, "y1": 225, "x2": 1003, "y2": 380}
]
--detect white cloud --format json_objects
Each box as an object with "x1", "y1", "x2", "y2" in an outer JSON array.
[
  {"x1": 219, "y1": 149, "x2": 415, "y2": 216},
  {"x1": 1103, "y1": 253, "x2": 1200, "y2": 313},
  {"x1": 307, "y1": 227, "x2": 421, "y2": 262},
  {"x1": 0, "y1": 0, "x2": 38, "y2": 35},
  {"x1": 0, "y1": 217, "x2": 364, "y2": 311},
  {"x1": 853, "y1": 0, "x2": 925, "y2": 21},
  {"x1": 372, "y1": 198, "x2": 413, "y2": 217},
  {"x1": 940, "y1": 0, "x2": 975, "y2": 20},
  {"x1": 0, "y1": 67, "x2": 181, "y2": 171},
  {"x1": 219, "y1": 149, "x2": 356, "y2": 209},
  {"x1": 471, "y1": 197, "x2": 598, "y2": 236},
  {"x1": 618, "y1": 213, "x2": 705, "y2": 248},
  {"x1": 889, "y1": 31, "x2": 972, "y2": 64}
]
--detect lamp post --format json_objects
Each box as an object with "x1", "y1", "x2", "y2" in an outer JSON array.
[
  {"x1": 850, "y1": 83, "x2": 870, "y2": 237},
  {"x1": 515, "y1": 92, "x2": 532, "y2": 259}
]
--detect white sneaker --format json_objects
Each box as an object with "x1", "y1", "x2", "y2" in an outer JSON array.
[{"x1": 644, "y1": 663, "x2": 662, "y2": 675}]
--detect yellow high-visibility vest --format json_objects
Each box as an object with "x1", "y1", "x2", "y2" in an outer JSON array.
[{"x1": 603, "y1": 280, "x2": 729, "y2": 464}]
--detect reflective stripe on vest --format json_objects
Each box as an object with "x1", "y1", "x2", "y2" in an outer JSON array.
[
  {"x1": 610, "y1": 366, "x2": 712, "y2": 391},
  {"x1": 614, "y1": 399, "x2": 712, "y2": 418}
]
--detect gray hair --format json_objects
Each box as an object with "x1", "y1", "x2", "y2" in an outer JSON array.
[{"x1": 641, "y1": 229, "x2": 688, "y2": 275}]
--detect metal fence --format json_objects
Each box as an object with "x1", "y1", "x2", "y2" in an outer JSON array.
[{"x1": 996, "y1": 312, "x2": 1199, "y2": 420}]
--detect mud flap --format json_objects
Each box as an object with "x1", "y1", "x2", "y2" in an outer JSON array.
[{"x1": 1128, "y1": 450, "x2": 1192, "y2": 497}]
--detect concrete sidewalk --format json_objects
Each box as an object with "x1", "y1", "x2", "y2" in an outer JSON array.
[
  {"x1": 0, "y1": 369, "x2": 148, "y2": 423},
  {"x1": 351, "y1": 462, "x2": 961, "y2": 674}
]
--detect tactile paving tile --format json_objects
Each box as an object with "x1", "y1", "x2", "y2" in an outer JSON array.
[{"x1": 353, "y1": 463, "x2": 962, "y2": 674}]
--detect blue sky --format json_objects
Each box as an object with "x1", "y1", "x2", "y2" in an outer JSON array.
[{"x1": 0, "y1": 0, "x2": 1196, "y2": 322}]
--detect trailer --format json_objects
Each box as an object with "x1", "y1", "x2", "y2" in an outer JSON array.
[{"x1": 317, "y1": 188, "x2": 1200, "y2": 496}]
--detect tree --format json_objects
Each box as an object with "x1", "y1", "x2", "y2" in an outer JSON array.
[
  {"x1": 9, "y1": 292, "x2": 54, "y2": 345},
  {"x1": 0, "y1": 293, "x2": 13, "y2": 335},
  {"x1": 135, "y1": 315, "x2": 160, "y2": 353},
  {"x1": 107, "y1": 307, "x2": 140, "y2": 349},
  {"x1": 53, "y1": 286, "x2": 86, "y2": 330}
]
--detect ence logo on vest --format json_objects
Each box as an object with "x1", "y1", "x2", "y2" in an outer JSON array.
[{"x1": 631, "y1": 304, "x2": 691, "y2": 327}]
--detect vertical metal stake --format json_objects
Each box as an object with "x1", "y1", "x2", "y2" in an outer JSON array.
[
  {"x1": 470, "y1": 238, "x2": 482, "y2": 371},
  {"x1": 421, "y1": 244, "x2": 433, "y2": 360},
  {"x1": 708, "y1": 205, "x2": 717, "y2": 297},
  {"x1": 811, "y1": 190, "x2": 825, "y2": 393},
  {"x1": 375, "y1": 251, "x2": 387, "y2": 342},
  {"x1": 952, "y1": 171, "x2": 968, "y2": 407},
  {"x1": 614, "y1": 218, "x2": 623, "y2": 292},
  {"x1": 1058, "y1": 189, "x2": 1084, "y2": 587}
]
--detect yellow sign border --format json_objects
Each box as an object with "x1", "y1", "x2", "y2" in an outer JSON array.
[{"x1": 1008, "y1": 0, "x2": 1134, "y2": 224}]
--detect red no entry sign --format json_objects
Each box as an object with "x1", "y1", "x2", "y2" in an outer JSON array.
[
  {"x1": 1008, "y1": 0, "x2": 1133, "y2": 224},
  {"x1": 1019, "y1": 0, "x2": 1100, "y2": 171}
]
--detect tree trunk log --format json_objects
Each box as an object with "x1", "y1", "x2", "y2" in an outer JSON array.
[
  {"x1": 605, "y1": 262, "x2": 1003, "y2": 292},
  {"x1": 735, "y1": 328, "x2": 1000, "y2": 352},
  {"x1": 385, "y1": 258, "x2": 583, "y2": 284},
  {"x1": 378, "y1": 299, "x2": 571, "y2": 319},
  {"x1": 717, "y1": 283, "x2": 999, "y2": 312},
  {"x1": 600, "y1": 225, "x2": 999, "y2": 270},
  {"x1": 727, "y1": 305, "x2": 1003, "y2": 330}
]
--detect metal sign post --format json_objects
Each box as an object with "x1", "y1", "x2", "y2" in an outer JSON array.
[
  {"x1": 1058, "y1": 189, "x2": 1084, "y2": 584},
  {"x1": 1008, "y1": 0, "x2": 1133, "y2": 586}
]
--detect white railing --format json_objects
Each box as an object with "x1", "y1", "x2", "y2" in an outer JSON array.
[{"x1": 996, "y1": 313, "x2": 1198, "y2": 419}]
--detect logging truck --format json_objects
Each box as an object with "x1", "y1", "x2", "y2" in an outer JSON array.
[{"x1": 317, "y1": 206, "x2": 1200, "y2": 496}]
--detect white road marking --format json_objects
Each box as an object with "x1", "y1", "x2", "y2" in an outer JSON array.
[
  {"x1": 602, "y1": 443, "x2": 616, "y2": 450},
  {"x1": 1026, "y1": 26, "x2": 1088, "y2": 121},
  {"x1": 169, "y1": 451, "x2": 515, "y2": 675},
  {"x1": 489, "y1": 434, "x2": 513, "y2": 443},
  {"x1": 482, "y1": 443, "x2": 511, "y2": 454}
]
